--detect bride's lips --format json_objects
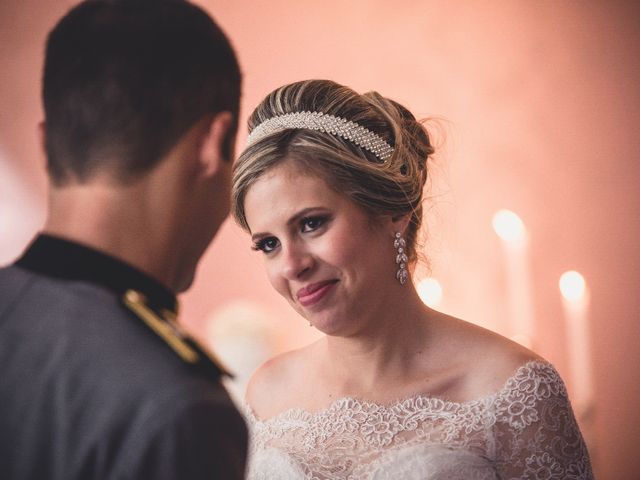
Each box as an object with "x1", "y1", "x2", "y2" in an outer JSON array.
[{"x1": 296, "y1": 280, "x2": 338, "y2": 307}]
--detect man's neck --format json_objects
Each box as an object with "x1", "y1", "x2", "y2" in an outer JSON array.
[{"x1": 44, "y1": 181, "x2": 180, "y2": 291}]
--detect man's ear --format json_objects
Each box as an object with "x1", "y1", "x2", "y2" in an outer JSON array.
[
  {"x1": 199, "y1": 111, "x2": 235, "y2": 177},
  {"x1": 38, "y1": 121, "x2": 47, "y2": 158}
]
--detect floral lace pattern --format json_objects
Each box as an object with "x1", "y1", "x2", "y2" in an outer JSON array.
[{"x1": 245, "y1": 362, "x2": 593, "y2": 479}]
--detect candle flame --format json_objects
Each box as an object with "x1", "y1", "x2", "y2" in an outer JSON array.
[
  {"x1": 559, "y1": 270, "x2": 587, "y2": 302},
  {"x1": 492, "y1": 209, "x2": 526, "y2": 243},
  {"x1": 417, "y1": 278, "x2": 443, "y2": 307}
]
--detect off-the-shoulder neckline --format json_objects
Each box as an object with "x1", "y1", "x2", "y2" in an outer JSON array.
[{"x1": 245, "y1": 360, "x2": 557, "y2": 424}]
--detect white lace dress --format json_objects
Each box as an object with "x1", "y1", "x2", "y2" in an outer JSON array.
[{"x1": 244, "y1": 361, "x2": 593, "y2": 479}]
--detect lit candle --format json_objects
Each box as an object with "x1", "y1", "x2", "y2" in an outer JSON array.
[
  {"x1": 492, "y1": 209, "x2": 535, "y2": 348},
  {"x1": 205, "y1": 301, "x2": 276, "y2": 406},
  {"x1": 416, "y1": 277, "x2": 443, "y2": 308},
  {"x1": 559, "y1": 270, "x2": 593, "y2": 413}
]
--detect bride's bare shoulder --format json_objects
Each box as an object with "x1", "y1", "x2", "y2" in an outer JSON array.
[
  {"x1": 245, "y1": 342, "x2": 316, "y2": 420},
  {"x1": 432, "y1": 311, "x2": 546, "y2": 399}
]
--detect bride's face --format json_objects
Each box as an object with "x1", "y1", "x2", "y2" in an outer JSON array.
[{"x1": 243, "y1": 159, "x2": 399, "y2": 335}]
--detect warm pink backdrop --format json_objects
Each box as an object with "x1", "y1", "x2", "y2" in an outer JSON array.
[{"x1": 1, "y1": 1, "x2": 639, "y2": 478}]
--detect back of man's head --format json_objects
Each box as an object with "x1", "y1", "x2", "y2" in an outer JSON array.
[{"x1": 43, "y1": 0, "x2": 241, "y2": 186}]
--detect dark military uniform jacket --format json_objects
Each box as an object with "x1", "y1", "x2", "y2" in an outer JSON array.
[{"x1": 0, "y1": 235, "x2": 247, "y2": 479}]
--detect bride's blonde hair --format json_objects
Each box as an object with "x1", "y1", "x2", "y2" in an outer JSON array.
[{"x1": 232, "y1": 79, "x2": 434, "y2": 266}]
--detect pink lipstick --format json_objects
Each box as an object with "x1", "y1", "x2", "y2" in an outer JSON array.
[{"x1": 296, "y1": 280, "x2": 338, "y2": 307}]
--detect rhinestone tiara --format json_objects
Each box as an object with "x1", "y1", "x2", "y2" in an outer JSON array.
[{"x1": 246, "y1": 111, "x2": 394, "y2": 161}]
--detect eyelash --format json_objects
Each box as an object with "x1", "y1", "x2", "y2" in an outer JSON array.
[
  {"x1": 252, "y1": 237, "x2": 278, "y2": 253},
  {"x1": 300, "y1": 215, "x2": 327, "y2": 232},
  {"x1": 252, "y1": 215, "x2": 330, "y2": 254}
]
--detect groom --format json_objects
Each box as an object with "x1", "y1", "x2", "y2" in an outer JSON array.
[{"x1": 0, "y1": 1, "x2": 246, "y2": 479}]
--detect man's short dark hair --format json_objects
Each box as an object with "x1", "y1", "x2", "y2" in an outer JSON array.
[{"x1": 43, "y1": 0, "x2": 241, "y2": 185}]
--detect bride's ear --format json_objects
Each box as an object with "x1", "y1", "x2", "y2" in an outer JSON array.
[
  {"x1": 198, "y1": 111, "x2": 235, "y2": 177},
  {"x1": 389, "y1": 213, "x2": 411, "y2": 237}
]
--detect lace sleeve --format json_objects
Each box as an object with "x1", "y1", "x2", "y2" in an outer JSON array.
[{"x1": 492, "y1": 362, "x2": 593, "y2": 480}]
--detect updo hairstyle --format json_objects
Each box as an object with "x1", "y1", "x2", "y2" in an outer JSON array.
[{"x1": 232, "y1": 79, "x2": 434, "y2": 266}]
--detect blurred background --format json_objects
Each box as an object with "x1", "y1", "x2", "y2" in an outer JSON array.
[{"x1": 1, "y1": 1, "x2": 638, "y2": 478}]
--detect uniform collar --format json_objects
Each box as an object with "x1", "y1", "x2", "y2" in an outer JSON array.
[{"x1": 15, "y1": 234, "x2": 178, "y2": 314}]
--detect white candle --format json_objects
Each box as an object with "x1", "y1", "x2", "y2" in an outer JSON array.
[
  {"x1": 560, "y1": 270, "x2": 593, "y2": 412},
  {"x1": 492, "y1": 209, "x2": 535, "y2": 348}
]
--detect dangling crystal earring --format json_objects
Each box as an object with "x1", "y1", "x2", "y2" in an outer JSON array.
[{"x1": 394, "y1": 232, "x2": 408, "y2": 285}]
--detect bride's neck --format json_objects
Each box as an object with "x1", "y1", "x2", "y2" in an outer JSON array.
[{"x1": 320, "y1": 289, "x2": 433, "y2": 395}]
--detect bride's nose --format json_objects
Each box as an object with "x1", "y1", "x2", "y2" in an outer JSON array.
[{"x1": 281, "y1": 243, "x2": 314, "y2": 280}]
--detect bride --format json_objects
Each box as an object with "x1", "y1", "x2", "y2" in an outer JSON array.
[{"x1": 231, "y1": 79, "x2": 593, "y2": 479}]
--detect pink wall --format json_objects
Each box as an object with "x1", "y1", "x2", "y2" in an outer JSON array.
[{"x1": 1, "y1": 1, "x2": 639, "y2": 477}]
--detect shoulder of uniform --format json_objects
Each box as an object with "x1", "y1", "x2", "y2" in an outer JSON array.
[{"x1": 121, "y1": 289, "x2": 229, "y2": 378}]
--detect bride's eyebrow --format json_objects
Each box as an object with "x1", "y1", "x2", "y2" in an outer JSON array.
[
  {"x1": 287, "y1": 207, "x2": 327, "y2": 226},
  {"x1": 250, "y1": 206, "x2": 328, "y2": 242}
]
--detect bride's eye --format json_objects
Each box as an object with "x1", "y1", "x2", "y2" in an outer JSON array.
[
  {"x1": 252, "y1": 236, "x2": 279, "y2": 254},
  {"x1": 301, "y1": 216, "x2": 328, "y2": 233}
]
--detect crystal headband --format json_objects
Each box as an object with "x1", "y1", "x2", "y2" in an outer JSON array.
[{"x1": 246, "y1": 111, "x2": 394, "y2": 161}]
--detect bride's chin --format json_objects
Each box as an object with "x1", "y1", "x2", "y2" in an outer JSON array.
[
  {"x1": 307, "y1": 315, "x2": 353, "y2": 337},
  {"x1": 293, "y1": 302, "x2": 353, "y2": 334}
]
